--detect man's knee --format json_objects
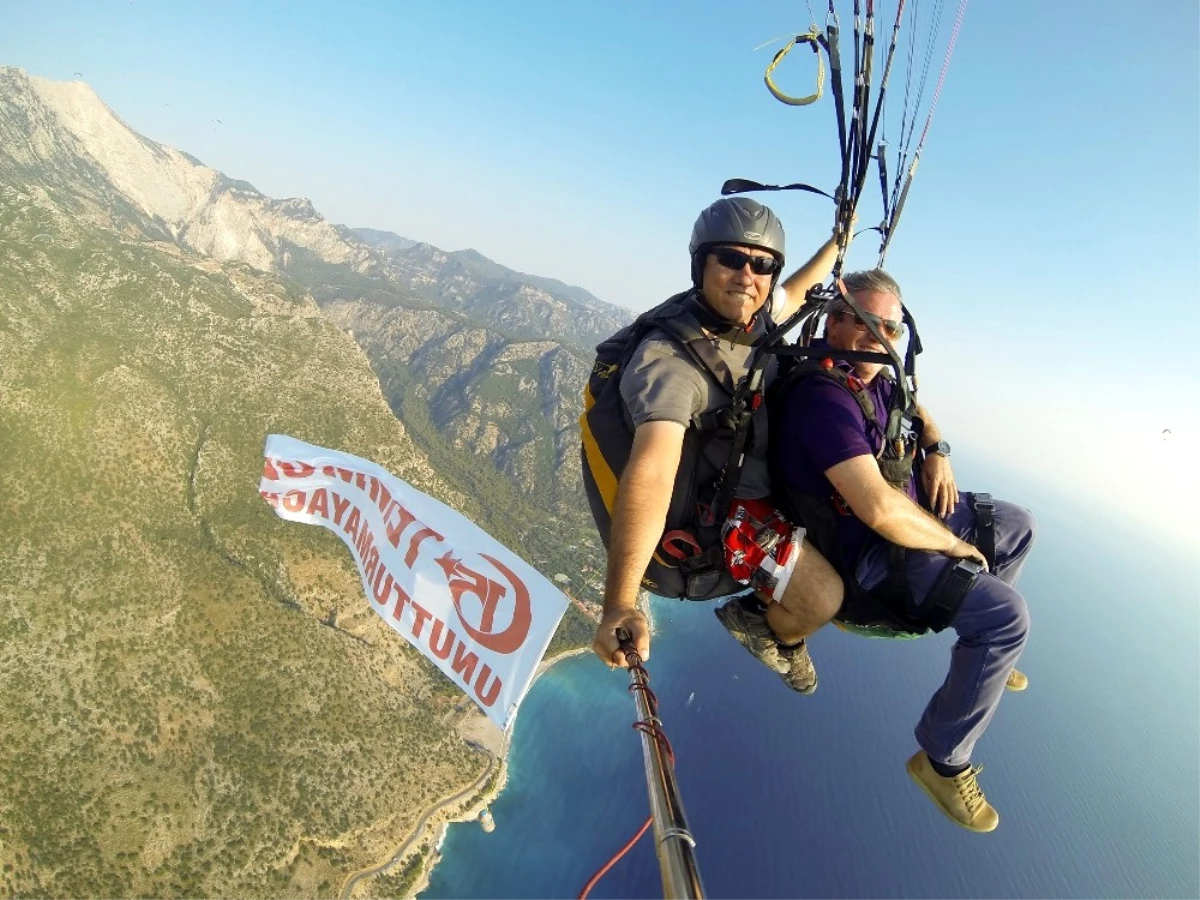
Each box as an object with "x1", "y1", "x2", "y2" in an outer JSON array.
[
  {"x1": 1000, "y1": 583, "x2": 1031, "y2": 644},
  {"x1": 778, "y1": 539, "x2": 843, "y2": 622},
  {"x1": 956, "y1": 579, "x2": 1029, "y2": 648},
  {"x1": 997, "y1": 500, "x2": 1037, "y2": 552}
]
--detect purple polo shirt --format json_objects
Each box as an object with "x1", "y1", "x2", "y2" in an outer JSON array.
[{"x1": 774, "y1": 352, "x2": 918, "y2": 565}]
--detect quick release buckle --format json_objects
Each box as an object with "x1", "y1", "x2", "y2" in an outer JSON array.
[{"x1": 973, "y1": 492, "x2": 995, "y2": 526}]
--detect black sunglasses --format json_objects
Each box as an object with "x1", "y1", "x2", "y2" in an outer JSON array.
[
  {"x1": 710, "y1": 247, "x2": 782, "y2": 277},
  {"x1": 835, "y1": 307, "x2": 906, "y2": 341}
]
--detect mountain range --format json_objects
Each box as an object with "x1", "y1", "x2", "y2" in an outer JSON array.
[{"x1": 0, "y1": 66, "x2": 626, "y2": 897}]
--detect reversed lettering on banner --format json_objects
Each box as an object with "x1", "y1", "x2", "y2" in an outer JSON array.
[{"x1": 258, "y1": 434, "x2": 568, "y2": 729}]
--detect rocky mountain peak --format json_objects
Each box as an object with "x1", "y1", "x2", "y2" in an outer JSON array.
[
  {"x1": 3, "y1": 67, "x2": 375, "y2": 275},
  {"x1": 24, "y1": 68, "x2": 222, "y2": 226}
]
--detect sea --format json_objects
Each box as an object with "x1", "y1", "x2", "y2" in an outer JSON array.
[{"x1": 420, "y1": 463, "x2": 1199, "y2": 899}]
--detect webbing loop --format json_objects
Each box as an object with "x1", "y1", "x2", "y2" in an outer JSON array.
[
  {"x1": 764, "y1": 30, "x2": 826, "y2": 106},
  {"x1": 972, "y1": 492, "x2": 997, "y2": 571},
  {"x1": 661, "y1": 530, "x2": 703, "y2": 562}
]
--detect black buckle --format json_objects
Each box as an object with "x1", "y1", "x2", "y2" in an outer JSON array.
[
  {"x1": 973, "y1": 492, "x2": 995, "y2": 525},
  {"x1": 911, "y1": 558, "x2": 981, "y2": 632}
]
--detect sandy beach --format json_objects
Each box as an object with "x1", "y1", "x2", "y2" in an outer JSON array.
[{"x1": 347, "y1": 644, "x2": 592, "y2": 899}]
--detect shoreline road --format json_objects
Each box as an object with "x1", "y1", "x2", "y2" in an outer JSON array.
[{"x1": 339, "y1": 752, "x2": 496, "y2": 900}]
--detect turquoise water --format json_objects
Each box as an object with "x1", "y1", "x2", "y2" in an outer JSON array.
[{"x1": 421, "y1": 481, "x2": 1199, "y2": 898}]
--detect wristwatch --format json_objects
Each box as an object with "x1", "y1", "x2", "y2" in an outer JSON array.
[{"x1": 924, "y1": 439, "x2": 951, "y2": 457}]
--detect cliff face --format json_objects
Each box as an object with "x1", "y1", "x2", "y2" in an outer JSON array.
[
  {"x1": 1, "y1": 68, "x2": 371, "y2": 276},
  {"x1": 0, "y1": 69, "x2": 490, "y2": 899},
  {"x1": 4, "y1": 67, "x2": 625, "y2": 581}
]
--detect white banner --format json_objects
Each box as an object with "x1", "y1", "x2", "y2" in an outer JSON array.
[{"x1": 258, "y1": 434, "x2": 569, "y2": 730}]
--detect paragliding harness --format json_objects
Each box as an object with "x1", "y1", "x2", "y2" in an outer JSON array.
[
  {"x1": 766, "y1": 284, "x2": 992, "y2": 637},
  {"x1": 580, "y1": 290, "x2": 779, "y2": 601},
  {"x1": 716, "y1": 0, "x2": 980, "y2": 635}
]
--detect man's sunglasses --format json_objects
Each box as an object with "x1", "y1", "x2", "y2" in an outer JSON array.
[
  {"x1": 835, "y1": 307, "x2": 906, "y2": 341},
  {"x1": 710, "y1": 247, "x2": 783, "y2": 277}
]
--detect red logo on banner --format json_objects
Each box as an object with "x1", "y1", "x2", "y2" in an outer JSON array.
[{"x1": 435, "y1": 552, "x2": 532, "y2": 655}]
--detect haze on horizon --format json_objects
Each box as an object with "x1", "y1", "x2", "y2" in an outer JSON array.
[{"x1": 3, "y1": 0, "x2": 1197, "y2": 554}]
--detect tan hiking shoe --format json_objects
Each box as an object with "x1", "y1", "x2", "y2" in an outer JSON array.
[
  {"x1": 714, "y1": 596, "x2": 788, "y2": 674},
  {"x1": 1005, "y1": 668, "x2": 1028, "y2": 692},
  {"x1": 778, "y1": 640, "x2": 818, "y2": 695},
  {"x1": 906, "y1": 751, "x2": 999, "y2": 833}
]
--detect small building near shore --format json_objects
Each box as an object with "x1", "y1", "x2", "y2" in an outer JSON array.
[{"x1": 479, "y1": 807, "x2": 495, "y2": 833}]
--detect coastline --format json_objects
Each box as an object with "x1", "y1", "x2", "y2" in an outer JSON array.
[
  {"x1": 350, "y1": 644, "x2": 592, "y2": 899},
  {"x1": 535, "y1": 645, "x2": 591, "y2": 680}
]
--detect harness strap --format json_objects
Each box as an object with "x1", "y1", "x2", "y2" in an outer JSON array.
[
  {"x1": 972, "y1": 492, "x2": 997, "y2": 570},
  {"x1": 770, "y1": 345, "x2": 892, "y2": 365},
  {"x1": 720, "y1": 177, "x2": 836, "y2": 202},
  {"x1": 917, "y1": 557, "x2": 983, "y2": 632},
  {"x1": 772, "y1": 353, "x2": 916, "y2": 481},
  {"x1": 849, "y1": 543, "x2": 917, "y2": 634},
  {"x1": 701, "y1": 362, "x2": 765, "y2": 527},
  {"x1": 875, "y1": 141, "x2": 891, "y2": 221},
  {"x1": 660, "y1": 530, "x2": 703, "y2": 562}
]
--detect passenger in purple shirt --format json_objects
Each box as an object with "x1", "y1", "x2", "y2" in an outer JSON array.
[
  {"x1": 773, "y1": 269, "x2": 1036, "y2": 834},
  {"x1": 776, "y1": 339, "x2": 921, "y2": 567}
]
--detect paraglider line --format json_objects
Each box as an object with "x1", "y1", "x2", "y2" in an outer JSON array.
[{"x1": 916, "y1": 0, "x2": 966, "y2": 148}]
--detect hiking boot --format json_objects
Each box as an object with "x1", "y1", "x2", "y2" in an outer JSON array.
[
  {"x1": 714, "y1": 595, "x2": 788, "y2": 674},
  {"x1": 906, "y1": 751, "x2": 999, "y2": 833},
  {"x1": 1005, "y1": 668, "x2": 1028, "y2": 692},
  {"x1": 778, "y1": 640, "x2": 818, "y2": 695}
]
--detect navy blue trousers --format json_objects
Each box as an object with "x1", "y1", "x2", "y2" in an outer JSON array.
[{"x1": 855, "y1": 493, "x2": 1036, "y2": 767}]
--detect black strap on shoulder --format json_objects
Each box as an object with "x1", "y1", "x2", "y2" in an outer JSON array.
[
  {"x1": 636, "y1": 290, "x2": 773, "y2": 527},
  {"x1": 770, "y1": 344, "x2": 893, "y2": 366},
  {"x1": 972, "y1": 492, "x2": 996, "y2": 570},
  {"x1": 698, "y1": 300, "x2": 784, "y2": 525},
  {"x1": 771, "y1": 352, "x2": 911, "y2": 469},
  {"x1": 792, "y1": 356, "x2": 879, "y2": 422},
  {"x1": 648, "y1": 291, "x2": 760, "y2": 397},
  {"x1": 768, "y1": 283, "x2": 916, "y2": 449},
  {"x1": 702, "y1": 359, "x2": 767, "y2": 526},
  {"x1": 618, "y1": 291, "x2": 694, "y2": 370}
]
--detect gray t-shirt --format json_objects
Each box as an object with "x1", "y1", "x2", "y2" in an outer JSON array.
[{"x1": 619, "y1": 288, "x2": 786, "y2": 501}]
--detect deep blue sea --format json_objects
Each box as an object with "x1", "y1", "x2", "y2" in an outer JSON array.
[{"x1": 421, "y1": 467, "x2": 1199, "y2": 899}]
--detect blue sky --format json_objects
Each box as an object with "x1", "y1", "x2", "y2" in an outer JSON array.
[{"x1": 4, "y1": 0, "x2": 1198, "y2": 550}]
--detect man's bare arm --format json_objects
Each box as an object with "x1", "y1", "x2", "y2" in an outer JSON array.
[
  {"x1": 777, "y1": 235, "x2": 840, "y2": 321},
  {"x1": 914, "y1": 403, "x2": 958, "y2": 518},
  {"x1": 594, "y1": 420, "x2": 686, "y2": 666},
  {"x1": 915, "y1": 403, "x2": 943, "y2": 446},
  {"x1": 825, "y1": 454, "x2": 986, "y2": 568}
]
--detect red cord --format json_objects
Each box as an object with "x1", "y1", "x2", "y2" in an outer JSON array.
[
  {"x1": 576, "y1": 814, "x2": 652, "y2": 900},
  {"x1": 577, "y1": 648, "x2": 676, "y2": 899}
]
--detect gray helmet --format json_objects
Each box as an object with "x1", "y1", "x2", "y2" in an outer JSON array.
[{"x1": 689, "y1": 197, "x2": 786, "y2": 287}]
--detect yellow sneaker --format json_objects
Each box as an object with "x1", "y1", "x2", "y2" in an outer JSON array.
[
  {"x1": 906, "y1": 751, "x2": 999, "y2": 833},
  {"x1": 1005, "y1": 668, "x2": 1028, "y2": 692}
]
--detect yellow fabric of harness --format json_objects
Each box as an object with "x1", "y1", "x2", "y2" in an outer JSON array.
[{"x1": 580, "y1": 383, "x2": 619, "y2": 513}]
